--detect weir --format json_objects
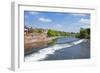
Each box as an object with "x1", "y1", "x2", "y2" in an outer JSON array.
[{"x1": 25, "y1": 39, "x2": 85, "y2": 62}]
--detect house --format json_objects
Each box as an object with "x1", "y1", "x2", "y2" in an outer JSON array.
[{"x1": 24, "y1": 25, "x2": 29, "y2": 35}]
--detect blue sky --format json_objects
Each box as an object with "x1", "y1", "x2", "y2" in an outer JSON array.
[{"x1": 24, "y1": 11, "x2": 90, "y2": 33}]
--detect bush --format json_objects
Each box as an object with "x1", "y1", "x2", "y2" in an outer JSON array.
[
  {"x1": 75, "y1": 28, "x2": 90, "y2": 39},
  {"x1": 47, "y1": 29, "x2": 57, "y2": 37}
]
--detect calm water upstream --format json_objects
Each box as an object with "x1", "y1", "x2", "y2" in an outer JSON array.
[{"x1": 25, "y1": 37, "x2": 90, "y2": 62}]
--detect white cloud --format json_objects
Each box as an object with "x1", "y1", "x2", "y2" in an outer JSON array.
[
  {"x1": 56, "y1": 24, "x2": 62, "y2": 27},
  {"x1": 71, "y1": 13, "x2": 87, "y2": 17},
  {"x1": 39, "y1": 17, "x2": 52, "y2": 22},
  {"x1": 51, "y1": 24, "x2": 62, "y2": 29},
  {"x1": 79, "y1": 18, "x2": 90, "y2": 24}
]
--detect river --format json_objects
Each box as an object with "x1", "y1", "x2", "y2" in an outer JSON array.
[{"x1": 25, "y1": 37, "x2": 90, "y2": 62}]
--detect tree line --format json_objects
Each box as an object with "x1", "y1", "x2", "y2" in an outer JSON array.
[
  {"x1": 47, "y1": 29, "x2": 70, "y2": 37},
  {"x1": 75, "y1": 28, "x2": 90, "y2": 39},
  {"x1": 26, "y1": 26, "x2": 90, "y2": 39}
]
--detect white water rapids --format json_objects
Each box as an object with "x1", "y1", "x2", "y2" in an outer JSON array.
[{"x1": 25, "y1": 39, "x2": 85, "y2": 62}]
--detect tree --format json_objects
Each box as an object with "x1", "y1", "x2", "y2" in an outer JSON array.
[
  {"x1": 47, "y1": 29, "x2": 57, "y2": 37},
  {"x1": 75, "y1": 28, "x2": 90, "y2": 39},
  {"x1": 47, "y1": 29, "x2": 69, "y2": 37},
  {"x1": 80, "y1": 28, "x2": 87, "y2": 38}
]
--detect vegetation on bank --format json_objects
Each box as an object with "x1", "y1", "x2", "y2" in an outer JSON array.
[
  {"x1": 47, "y1": 29, "x2": 70, "y2": 37},
  {"x1": 26, "y1": 27, "x2": 70, "y2": 37},
  {"x1": 25, "y1": 26, "x2": 90, "y2": 39},
  {"x1": 75, "y1": 28, "x2": 90, "y2": 39},
  {"x1": 28, "y1": 27, "x2": 44, "y2": 33},
  {"x1": 46, "y1": 28, "x2": 90, "y2": 39}
]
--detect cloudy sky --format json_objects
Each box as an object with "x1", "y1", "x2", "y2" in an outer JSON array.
[{"x1": 24, "y1": 11, "x2": 90, "y2": 33}]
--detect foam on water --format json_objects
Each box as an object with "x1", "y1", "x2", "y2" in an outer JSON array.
[{"x1": 25, "y1": 39, "x2": 85, "y2": 62}]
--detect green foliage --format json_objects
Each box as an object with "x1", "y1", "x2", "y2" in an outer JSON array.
[
  {"x1": 75, "y1": 28, "x2": 90, "y2": 39},
  {"x1": 47, "y1": 29, "x2": 69, "y2": 37},
  {"x1": 28, "y1": 27, "x2": 45, "y2": 33},
  {"x1": 47, "y1": 29, "x2": 58, "y2": 37},
  {"x1": 75, "y1": 33, "x2": 80, "y2": 38}
]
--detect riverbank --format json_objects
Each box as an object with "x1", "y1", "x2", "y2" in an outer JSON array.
[
  {"x1": 24, "y1": 33, "x2": 89, "y2": 55},
  {"x1": 24, "y1": 34, "x2": 57, "y2": 49},
  {"x1": 25, "y1": 38, "x2": 90, "y2": 61}
]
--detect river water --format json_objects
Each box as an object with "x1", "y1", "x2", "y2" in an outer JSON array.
[{"x1": 25, "y1": 37, "x2": 90, "y2": 62}]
